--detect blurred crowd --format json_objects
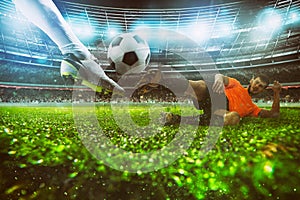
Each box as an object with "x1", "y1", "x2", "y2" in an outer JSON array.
[
  {"x1": 0, "y1": 86, "x2": 299, "y2": 104},
  {"x1": 0, "y1": 60, "x2": 299, "y2": 104}
]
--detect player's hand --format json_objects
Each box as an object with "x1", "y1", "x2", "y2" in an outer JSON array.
[
  {"x1": 212, "y1": 74, "x2": 225, "y2": 94},
  {"x1": 272, "y1": 80, "x2": 282, "y2": 93}
]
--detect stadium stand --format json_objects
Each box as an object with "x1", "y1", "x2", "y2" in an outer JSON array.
[{"x1": 0, "y1": 0, "x2": 299, "y2": 103}]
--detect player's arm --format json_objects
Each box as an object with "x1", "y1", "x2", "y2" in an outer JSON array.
[
  {"x1": 259, "y1": 81, "x2": 281, "y2": 118},
  {"x1": 212, "y1": 74, "x2": 230, "y2": 94}
]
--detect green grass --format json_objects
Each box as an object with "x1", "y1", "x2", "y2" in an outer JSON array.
[{"x1": 0, "y1": 104, "x2": 299, "y2": 199}]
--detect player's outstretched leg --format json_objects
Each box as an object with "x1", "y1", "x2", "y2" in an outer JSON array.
[{"x1": 13, "y1": 0, "x2": 124, "y2": 93}]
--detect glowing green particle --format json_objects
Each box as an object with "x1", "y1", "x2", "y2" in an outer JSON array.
[
  {"x1": 37, "y1": 159, "x2": 44, "y2": 164},
  {"x1": 241, "y1": 132, "x2": 248, "y2": 137},
  {"x1": 217, "y1": 160, "x2": 224, "y2": 168},
  {"x1": 69, "y1": 172, "x2": 78, "y2": 178},
  {"x1": 19, "y1": 164, "x2": 27, "y2": 168},
  {"x1": 240, "y1": 156, "x2": 246, "y2": 163},
  {"x1": 4, "y1": 128, "x2": 12, "y2": 134},
  {"x1": 31, "y1": 159, "x2": 44, "y2": 164},
  {"x1": 21, "y1": 189, "x2": 27, "y2": 195},
  {"x1": 264, "y1": 165, "x2": 273, "y2": 173},
  {"x1": 186, "y1": 157, "x2": 194, "y2": 163},
  {"x1": 8, "y1": 150, "x2": 16, "y2": 155},
  {"x1": 56, "y1": 145, "x2": 65, "y2": 152},
  {"x1": 5, "y1": 185, "x2": 20, "y2": 194},
  {"x1": 240, "y1": 185, "x2": 249, "y2": 195},
  {"x1": 11, "y1": 138, "x2": 18, "y2": 143},
  {"x1": 263, "y1": 161, "x2": 274, "y2": 175},
  {"x1": 173, "y1": 175, "x2": 183, "y2": 187},
  {"x1": 208, "y1": 178, "x2": 219, "y2": 190},
  {"x1": 195, "y1": 159, "x2": 202, "y2": 166},
  {"x1": 97, "y1": 165, "x2": 105, "y2": 172},
  {"x1": 186, "y1": 177, "x2": 192, "y2": 184},
  {"x1": 178, "y1": 169, "x2": 185, "y2": 175},
  {"x1": 229, "y1": 166, "x2": 236, "y2": 175},
  {"x1": 203, "y1": 173, "x2": 209, "y2": 179}
]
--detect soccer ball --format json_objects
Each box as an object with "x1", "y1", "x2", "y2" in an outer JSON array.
[{"x1": 107, "y1": 32, "x2": 151, "y2": 75}]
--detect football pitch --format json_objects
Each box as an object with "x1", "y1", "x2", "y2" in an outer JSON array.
[{"x1": 0, "y1": 103, "x2": 299, "y2": 199}]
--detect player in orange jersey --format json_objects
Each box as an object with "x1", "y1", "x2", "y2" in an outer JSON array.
[
  {"x1": 136, "y1": 70, "x2": 281, "y2": 126},
  {"x1": 182, "y1": 73, "x2": 281, "y2": 126}
]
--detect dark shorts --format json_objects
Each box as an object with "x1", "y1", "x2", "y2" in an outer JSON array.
[
  {"x1": 160, "y1": 78, "x2": 229, "y2": 126},
  {"x1": 134, "y1": 76, "x2": 228, "y2": 115},
  {"x1": 192, "y1": 80, "x2": 229, "y2": 116},
  {"x1": 160, "y1": 78, "x2": 229, "y2": 114}
]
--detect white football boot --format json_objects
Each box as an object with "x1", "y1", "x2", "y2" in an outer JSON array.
[{"x1": 60, "y1": 53, "x2": 124, "y2": 93}]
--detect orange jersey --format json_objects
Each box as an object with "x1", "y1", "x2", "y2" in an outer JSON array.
[{"x1": 224, "y1": 78, "x2": 261, "y2": 117}]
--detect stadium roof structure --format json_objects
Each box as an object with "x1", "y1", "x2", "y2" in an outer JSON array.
[
  {"x1": 0, "y1": 0, "x2": 299, "y2": 78},
  {"x1": 64, "y1": 0, "x2": 269, "y2": 9}
]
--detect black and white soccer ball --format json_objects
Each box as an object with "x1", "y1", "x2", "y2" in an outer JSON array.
[{"x1": 107, "y1": 32, "x2": 151, "y2": 75}]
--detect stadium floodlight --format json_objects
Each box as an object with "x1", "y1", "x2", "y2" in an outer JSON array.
[
  {"x1": 107, "y1": 28, "x2": 119, "y2": 38},
  {"x1": 133, "y1": 24, "x2": 151, "y2": 33},
  {"x1": 257, "y1": 8, "x2": 283, "y2": 32},
  {"x1": 183, "y1": 22, "x2": 210, "y2": 43},
  {"x1": 131, "y1": 20, "x2": 157, "y2": 32},
  {"x1": 66, "y1": 16, "x2": 94, "y2": 41},
  {"x1": 287, "y1": 11, "x2": 299, "y2": 24},
  {"x1": 135, "y1": 27, "x2": 170, "y2": 45},
  {"x1": 65, "y1": 12, "x2": 95, "y2": 41},
  {"x1": 220, "y1": 24, "x2": 232, "y2": 36},
  {"x1": 290, "y1": 12, "x2": 298, "y2": 21},
  {"x1": 70, "y1": 23, "x2": 94, "y2": 40},
  {"x1": 265, "y1": 14, "x2": 282, "y2": 30},
  {"x1": 249, "y1": 8, "x2": 283, "y2": 42},
  {"x1": 213, "y1": 23, "x2": 233, "y2": 38}
]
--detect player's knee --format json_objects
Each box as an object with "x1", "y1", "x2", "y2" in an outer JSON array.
[{"x1": 224, "y1": 111, "x2": 240, "y2": 126}]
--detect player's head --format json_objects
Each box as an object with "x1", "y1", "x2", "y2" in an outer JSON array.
[{"x1": 249, "y1": 74, "x2": 269, "y2": 94}]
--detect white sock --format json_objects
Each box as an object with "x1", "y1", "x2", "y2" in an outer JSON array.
[{"x1": 13, "y1": 0, "x2": 90, "y2": 59}]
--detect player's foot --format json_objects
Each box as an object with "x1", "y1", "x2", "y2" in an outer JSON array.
[
  {"x1": 160, "y1": 112, "x2": 181, "y2": 126},
  {"x1": 160, "y1": 112, "x2": 212, "y2": 126},
  {"x1": 60, "y1": 53, "x2": 124, "y2": 93}
]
